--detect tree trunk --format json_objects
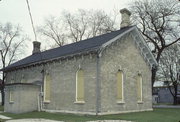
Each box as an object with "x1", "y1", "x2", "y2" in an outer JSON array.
[
  {"x1": 1, "y1": 72, "x2": 5, "y2": 106},
  {"x1": 173, "y1": 96, "x2": 177, "y2": 105},
  {"x1": 1, "y1": 88, "x2": 4, "y2": 106},
  {"x1": 151, "y1": 67, "x2": 157, "y2": 92},
  {"x1": 173, "y1": 85, "x2": 178, "y2": 105},
  {"x1": 151, "y1": 49, "x2": 163, "y2": 93}
]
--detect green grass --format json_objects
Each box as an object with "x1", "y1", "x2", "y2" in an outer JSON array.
[
  {"x1": 1, "y1": 108, "x2": 180, "y2": 122},
  {"x1": 1, "y1": 112, "x2": 96, "y2": 122},
  {"x1": 102, "y1": 108, "x2": 180, "y2": 122},
  {"x1": 0, "y1": 105, "x2": 4, "y2": 111}
]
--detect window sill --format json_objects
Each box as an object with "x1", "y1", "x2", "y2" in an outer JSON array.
[
  {"x1": 9, "y1": 101, "x2": 14, "y2": 104},
  {"x1": 74, "y1": 101, "x2": 85, "y2": 104},
  {"x1": 117, "y1": 101, "x2": 125, "y2": 104},
  {"x1": 137, "y1": 101, "x2": 143, "y2": 104},
  {"x1": 44, "y1": 101, "x2": 50, "y2": 104}
]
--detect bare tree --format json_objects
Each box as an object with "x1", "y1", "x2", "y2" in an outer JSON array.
[
  {"x1": 63, "y1": 9, "x2": 118, "y2": 42},
  {"x1": 157, "y1": 44, "x2": 180, "y2": 104},
  {"x1": 37, "y1": 16, "x2": 67, "y2": 47},
  {"x1": 63, "y1": 9, "x2": 89, "y2": 42},
  {"x1": 38, "y1": 9, "x2": 118, "y2": 48},
  {"x1": 129, "y1": 0, "x2": 180, "y2": 86},
  {"x1": 88, "y1": 9, "x2": 117, "y2": 37},
  {"x1": 0, "y1": 22, "x2": 27, "y2": 105}
]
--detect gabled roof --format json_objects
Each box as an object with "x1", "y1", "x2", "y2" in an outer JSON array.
[{"x1": 1, "y1": 26, "x2": 157, "y2": 71}]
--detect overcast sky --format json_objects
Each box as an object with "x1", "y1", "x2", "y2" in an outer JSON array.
[{"x1": 0, "y1": 0, "x2": 132, "y2": 54}]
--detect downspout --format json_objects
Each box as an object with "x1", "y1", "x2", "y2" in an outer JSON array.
[
  {"x1": 96, "y1": 52, "x2": 102, "y2": 115},
  {"x1": 38, "y1": 68, "x2": 44, "y2": 112},
  {"x1": 40, "y1": 66, "x2": 45, "y2": 111},
  {"x1": 36, "y1": 68, "x2": 44, "y2": 112},
  {"x1": 39, "y1": 49, "x2": 45, "y2": 112}
]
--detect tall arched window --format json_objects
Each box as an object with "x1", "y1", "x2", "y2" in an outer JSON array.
[
  {"x1": 9, "y1": 90, "x2": 14, "y2": 103},
  {"x1": 11, "y1": 78, "x2": 14, "y2": 84},
  {"x1": 137, "y1": 73, "x2": 143, "y2": 102},
  {"x1": 117, "y1": 70, "x2": 124, "y2": 102},
  {"x1": 76, "y1": 69, "x2": 84, "y2": 103},
  {"x1": 20, "y1": 74, "x2": 25, "y2": 83},
  {"x1": 44, "y1": 73, "x2": 51, "y2": 102}
]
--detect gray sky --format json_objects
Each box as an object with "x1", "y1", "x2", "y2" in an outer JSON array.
[{"x1": 0, "y1": 0, "x2": 132, "y2": 54}]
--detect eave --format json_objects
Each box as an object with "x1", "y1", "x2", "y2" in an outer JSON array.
[{"x1": 2, "y1": 48, "x2": 99, "y2": 72}]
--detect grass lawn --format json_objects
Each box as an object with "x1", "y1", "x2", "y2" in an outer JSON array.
[
  {"x1": 0, "y1": 105, "x2": 4, "y2": 111},
  {"x1": 0, "y1": 108, "x2": 180, "y2": 122}
]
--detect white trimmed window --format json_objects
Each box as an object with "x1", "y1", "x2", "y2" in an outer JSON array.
[
  {"x1": 137, "y1": 74, "x2": 143, "y2": 102},
  {"x1": 44, "y1": 73, "x2": 51, "y2": 103},
  {"x1": 11, "y1": 78, "x2": 14, "y2": 84},
  {"x1": 117, "y1": 70, "x2": 124, "y2": 102},
  {"x1": 9, "y1": 90, "x2": 14, "y2": 103},
  {"x1": 75, "y1": 69, "x2": 85, "y2": 103},
  {"x1": 20, "y1": 74, "x2": 25, "y2": 83}
]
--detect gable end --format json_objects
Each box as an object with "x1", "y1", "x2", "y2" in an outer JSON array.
[
  {"x1": 98, "y1": 26, "x2": 157, "y2": 69},
  {"x1": 130, "y1": 28, "x2": 158, "y2": 69}
]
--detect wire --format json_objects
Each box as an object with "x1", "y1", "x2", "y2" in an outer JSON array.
[{"x1": 26, "y1": 0, "x2": 37, "y2": 41}]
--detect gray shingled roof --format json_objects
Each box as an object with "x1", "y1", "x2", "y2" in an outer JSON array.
[{"x1": 2, "y1": 26, "x2": 134, "y2": 71}]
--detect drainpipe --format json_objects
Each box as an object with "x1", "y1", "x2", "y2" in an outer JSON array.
[
  {"x1": 96, "y1": 52, "x2": 101, "y2": 115},
  {"x1": 37, "y1": 91, "x2": 40, "y2": 111},
  {"x1": 39, "y1": 66, "x2": 45, "y2": 111},
  {"x1": 36, "y1": 81, "x2": 43, "y2": 112}
]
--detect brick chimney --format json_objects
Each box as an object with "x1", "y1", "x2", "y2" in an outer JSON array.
[
  {"x1": 32, "y1": 41, "x2": 41, "y2": 54},
  {"x1": 120, "y1": 8, "x2": 131, "y2": 28}
]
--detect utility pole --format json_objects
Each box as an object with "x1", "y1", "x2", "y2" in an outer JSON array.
[{"x1": 26, "y1": 0, "x2": 37, "y2": 41}]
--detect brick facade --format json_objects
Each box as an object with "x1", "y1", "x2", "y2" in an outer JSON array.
[{"x1": 4, "y1": 27, "x2": 154, "y2": 114}]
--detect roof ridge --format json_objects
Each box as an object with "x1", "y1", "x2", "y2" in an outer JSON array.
[
  {"x1": 2, "y1": 26, "x2": 134, "y2": 71},
  {"x1": 41, "y1": 27, "x2": 132, "y2": 54}
]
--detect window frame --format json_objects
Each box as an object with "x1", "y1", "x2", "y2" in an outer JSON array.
[
  {"x1": 9, "y1": 90, "x2": 14, "y2": 104},
  {"x1": 137, "y1": 73, "x2": 143, "y2": 103},
  {"x1": 116, "y1": 69, "x2": 125, "y2": 104},
  {"x1": 75, "y1": 68, "x2": 85, "y2": 104},
  {"x1": 43, "y1": 72, "x2": 51, "y2": 103}
]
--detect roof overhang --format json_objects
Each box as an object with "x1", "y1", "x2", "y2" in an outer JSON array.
[
  {"x1": 1, "y1": 48, "x2": 98, "y2": 72},
  {"x1": 1, "y1": 26, "x2": 158, "y2": 72},
  {"x1": 132, "y1": 27, "x2": 158, "y2": 68}
]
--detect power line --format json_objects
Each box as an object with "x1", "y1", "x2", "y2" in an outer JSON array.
[{"x1": 26, "y1": 0, "x2": 37, "y2": 41}]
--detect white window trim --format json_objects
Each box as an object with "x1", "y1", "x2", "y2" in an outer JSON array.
[
  {"x1": 116, "y1": 70, "x2": 125, "y2": 103},
  {"x1": 11, "y1": 78, "x2": 14, "y2": 84},
  {"x1": 43, "y1": 74, "x2": 51, "y2": 103},
  {"x1": 20, "y1": 74, "x2": 25, "y2": 83},
  {"x1": 74, "y1": 101, "x2": 85, "y2": 104},
  {"x1": 9, "y1": 91, "x2": 14, "y2": 104},
  {"x1": 75, "y1": 69, "x2": 85, "y2": 104},
  {"x1": 137, "y1": 74, "x2": 143, "y2": 103}
]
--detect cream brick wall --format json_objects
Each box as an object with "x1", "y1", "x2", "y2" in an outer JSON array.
[
  {"x1": 44, "y1": 54, "x2": 97, "y2": 113},
  {"x1": 5, "y1": 53, "x2": 98, "y2": 114},
  {"x1": 5, "y1": 85, "x2": 40, "y2": 113},
  {"x1": 4, "y1": 32, "x2": 152, "y2": 114},
  {"x1": 99, "y1": 33, "x2": 152, "y2": 113}
]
